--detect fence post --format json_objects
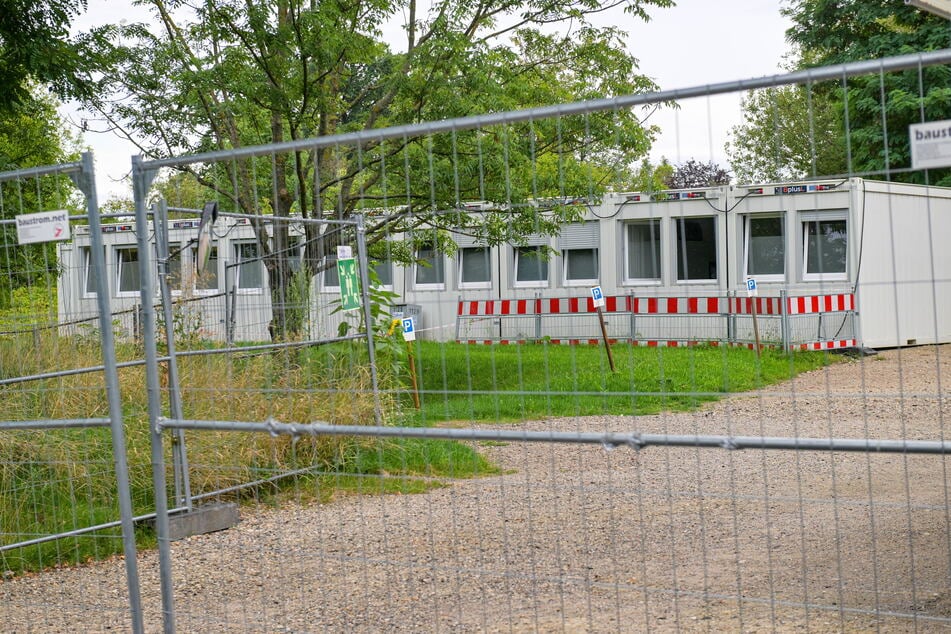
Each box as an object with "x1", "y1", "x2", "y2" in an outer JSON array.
[
  {"x1": 152, "y1": 200, "x2": 193, "y2": 511},
  {"x1": 780, "y1": 289, "x2": 790, "y2": 352},
  {"x1": 727, "y1": 290, "x2": 735, "y2": 345},
  {"x1": 80, "y1": 151, "x2": 146, "y2": 634},
  {"x1": 354, "y1": 214, "x2": 382, "y2": 426},
  {"x1": 534, "y1": 292, "x2": 542, "y2": 340},
  {"x1": 226, "y1": 264, "x2": 237, "y2": 345},
  {"x1": 629, "y1": 292, "x2": 636, "y2": 342},
  {"x1": 132, "y1": 154, "x2": 176, "y2": 634}
]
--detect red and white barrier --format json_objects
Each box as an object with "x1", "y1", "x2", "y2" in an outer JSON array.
[
  {"x1": 786, "y1": 293, "x2": 854, "y2": 315},
  {"x1": 458, "y1": 296, "x2": 628, "y2": 316},
  {"x1": 456, "y1": 292, "x2": 857, "y2": 350}
]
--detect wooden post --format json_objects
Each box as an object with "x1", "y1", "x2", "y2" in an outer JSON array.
[
  {"x1": 406, "y1": 339, "x2": 420, "y2": 409},
  {"x1": 597, "y1": 307, "x2": 616, "y2": 373},
  {"x1": 750, "y1": 296, "x2": 762, "y2": 360}
]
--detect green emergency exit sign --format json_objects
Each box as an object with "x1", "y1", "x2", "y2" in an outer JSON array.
[{"x1": 336, "y1": 257, "x2": 362, "y2": 311}]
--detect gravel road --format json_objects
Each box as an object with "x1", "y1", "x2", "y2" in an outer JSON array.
[{"x1": 3, "y1": 345, "x2": 951, "y2": 632}]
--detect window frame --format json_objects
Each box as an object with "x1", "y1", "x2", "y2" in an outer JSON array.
[
  {"x1": 81, "y1": 245, "x2": 105, "y2": 297},
  {"x1": 164, "y1": 242, "x2": 184, "y2": 296},
  {"x1": 743, "y1": 214, "x2": 786, "y2": 282},
  {"x1": 562, "y1": 247, "x2": 599, "y2": 286},
  {"x1": 115, "y1": 246, "x2": 141, "y2": 297},
  {"x1": 674, "y1": 215, "x2": 718, "y2": 284},
  {"x1": 458, "y1": 246, "x2": 493, "y2": 290},
  {"x1": 232, "y1": 241, "x2": 265, "y2": 293},
  {"x1": 372, "y1": 259, "x2": 393, "y2": 290},
  {"x1": 801, "y1": 212, "x2": 848, "y2": 282},
  {"x1": 513, "y1": 244, "x2": 549, "y2": 288},
  {"x1": 623, "y1": 219, "x2": 663, "y2": 284},
  {"x1": 190, "y1": 243, "x2": 221, "y2": 295},
  {"x1": 321, "y1": 255, "x2": 340, "y2": 292},
  {"x1": 413, "y1": 240, "x2": 446, "y2": 290}
]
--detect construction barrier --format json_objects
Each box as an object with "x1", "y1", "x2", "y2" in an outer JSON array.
[{"x1": 456, "y1": 291, "x2": 858, "y2": 351}]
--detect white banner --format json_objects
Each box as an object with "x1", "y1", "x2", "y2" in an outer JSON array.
[
  {"x1": 910, "y1": 120, "x2": 951, "y2": 170},
  {"x1": 15, "y1": 210, "x2": 70, "y2": 245}
]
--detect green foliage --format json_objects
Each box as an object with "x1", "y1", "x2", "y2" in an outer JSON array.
[
  {"x1": 0, "y1": 88, "x2": 82, "y2": 302},
  {"x1": 731, "y1": 1, "x2": 951, "y2": 184},
  {"x1": 79, "y1": 0, "x2": 673, "y2": 340},
  {"x1": 629, "y1": 157, "x2": 674, "y2": 192},
  {"x1": 0, "y1": 285, "x2": 56, "y2": 330},
  {"x1": 727, "y1": 84, "x2": 846, "y2": 182},
  {"x1": 0, "y1": 0, "x2": 105, "y2": 109}
]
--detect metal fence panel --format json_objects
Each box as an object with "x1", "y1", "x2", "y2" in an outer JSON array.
[
  {"x1": 0, "y1": 154, "x2": 143, "y2": 632},
  {"x1": 132, "y1": 49, "x2": 951, "y2": 633},
  {"x1": 2, "y1": 46, "x2": 951, "y2": 633}
]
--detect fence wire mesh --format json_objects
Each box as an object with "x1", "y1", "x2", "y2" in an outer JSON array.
[
  {"x1": 0, "y1": 155, "x2": 144, "y2": 632},
  {"x1": 0, "y1": 44, "x2": 950, "y2": 633}
]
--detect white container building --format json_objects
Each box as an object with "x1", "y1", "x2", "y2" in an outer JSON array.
[{"x1": 56, "y1": 178, "x2": 951, "y2": 350}]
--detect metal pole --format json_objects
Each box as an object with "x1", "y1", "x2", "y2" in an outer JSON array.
[
  {"x1": 727, "y1": 290, "x2": 736, "y2": 345},
  {"x1": 132, "y1": 155, "x2": 176, "y2": 633},
  {"x1": 534, "y1": 293, "x2": 542, "y2": 340},
  {"x1": 79, "y1": 151, "x2": 146, "y2": 634},
  {"x1": 406, "y1": 339, "x2": 421, "y2": 409},
  {"x1": 161, "y1": 418, "x2": 951, "y2": 455},
  {"x1": 780, "y1": 289, "x2": 790, "y2": 352},
  {"x1": 226, "y1": 264, "x2": 238, "y2": 345},
  {"x1": 353, "y1": 215, "x2": 382, "y2": 425},
  {"x1": 152, "y1": 200, "x2": 193, "y2": 511},
  {"x1": 629, "y1": 293, "x2": 636, "y2": 342}
]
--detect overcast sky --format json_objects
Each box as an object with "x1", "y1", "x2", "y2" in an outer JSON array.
[{"x1": 61, "y1": 0, "x2": 793, "y2": 200}]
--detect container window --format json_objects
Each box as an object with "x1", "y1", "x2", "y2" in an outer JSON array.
[
  {"x1": 459, "y1": 246, "x2": 491, "y2": 288},
  {"x1": 625, "y1": 220, "x2": 661, "y2": 281},
  {"x1": 234, "y1": 242, "x2": 264, "y2": 290},
  {"x1": 676, "y1": 217, "x2": 717, "y2": 282},
  {"x1": 82, "y1": 246, "x2": 104, "y2": 296},
  {"x1": 564, "y1": 248, "x2": 599, "y2": 284},
  {"x1": 745, "y1": 216, "x2": 784, "y2": 279},
  {"x1": 514, "y1": 245, "x2": 549, "y2": 286},
  {"x1": 803, "y1": 218, "x2": 847, "y2": 279},
  {"x1": 115, "y1": 247, "x2": 140, "y2": 295},
  {"x1": 191, "y1": 244, "x2": 219, "y2": 292},
  {"x1": 415, "y1": 241, "x2": 445, "y2": 288}
]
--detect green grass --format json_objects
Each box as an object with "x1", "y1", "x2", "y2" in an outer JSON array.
[
  {"x1": 400, "y1": 341, "x2": 834, "y2": 423},
  {"x1": 0, "y1": 333, "x2": 834, "y2": 574}
]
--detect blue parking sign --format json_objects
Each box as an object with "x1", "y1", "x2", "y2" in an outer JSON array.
[
  {"x1": 402, "y1": 317, "x2": 416, "y2": 341},
  {"x1": 746, "y1": 278, "x2": 758, "y2": 296},
  {"x1": 591, "y1": 285, "x2": 605, "y2": 308}
]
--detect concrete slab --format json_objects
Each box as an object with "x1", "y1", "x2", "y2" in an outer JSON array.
[{"x1": 166, "y1": 503, "x2": 240, "y2": 541}]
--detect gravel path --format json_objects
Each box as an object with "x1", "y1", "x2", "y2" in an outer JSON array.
[{"x1": 3, "y1": 345, "x2": 951, "y2": 632}]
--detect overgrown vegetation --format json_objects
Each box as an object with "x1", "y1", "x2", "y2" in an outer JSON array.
[{"x1": 0, "y1": 330, "x2": 833, "y2": 574}]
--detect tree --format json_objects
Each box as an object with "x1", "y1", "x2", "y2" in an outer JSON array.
[
  {"x1": 629, "y1": 157, "x2": 674, "y2": 192},
  {"x1": 0, "y1": 88, "x2": 81, "y2": 306},
  {"x1": 0, "y1": 0, "x2": 103, "y2": 110},
  {"x1": 80, "y1": 0, "x2": 673, "y2": 339},
  {"x1": 664, "y1": 159, "x2": 731, "y2": 189},
  {"x1": 726, "y1": 83, "x2": 846, "y2": 183},
  {"x1": 730, "y1": 1, "x2": 951, "y2": 185}
]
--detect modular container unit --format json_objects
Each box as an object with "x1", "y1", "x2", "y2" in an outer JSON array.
[
  {"x1": 394, "y1": 178, "x2": 951, "y2": 349},
  {"x1": 57, "y1": 178, "x2": 951, "y2": 349},
  {"x1": 722, "y1": 178, "x2": 951, "y2": 349}
]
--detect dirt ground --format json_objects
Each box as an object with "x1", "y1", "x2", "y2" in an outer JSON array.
[{"x1": 3, "y1": 345, "x2": 951, "y2": 632}]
